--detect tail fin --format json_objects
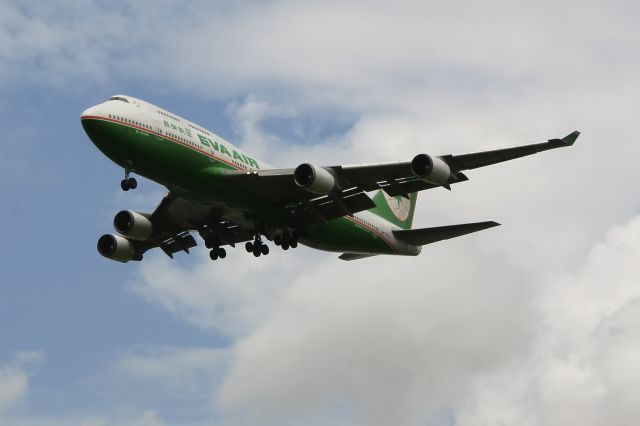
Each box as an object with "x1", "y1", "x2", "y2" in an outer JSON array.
[{"x1": 369, "y1": 190, "x2": 418, "y2": 230}]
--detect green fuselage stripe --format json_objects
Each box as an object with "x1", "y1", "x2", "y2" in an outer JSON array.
[{"x1": 86, "y1": 115, "x2": 247, "y2": 171}]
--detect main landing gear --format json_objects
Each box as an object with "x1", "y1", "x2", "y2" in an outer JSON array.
[
  {"x1": 273, "y1": 230, "x2": 299, "y2": 251},
  {"x1": 203, "y1": 228, "x2": 300, "y2": 261},
  {"x1": 121, "y1": 170, "x2": 137, "y2": 191},
  {"x1": 204, "y1": 234, "x2": 227, "y2": 261},
  {"x1": 209, "y1": 247, "x2": 226, "y2": 260},
  {"x1": 245, "y1": 235, "x2": 269, "y2": 257}
]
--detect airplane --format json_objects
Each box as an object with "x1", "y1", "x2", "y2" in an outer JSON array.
[{"x1": 81, "y1": 95, "x2": 579, "y2": 263}]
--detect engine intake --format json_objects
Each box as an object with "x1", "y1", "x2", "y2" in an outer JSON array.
[
  {"x1": 114, "y1": 210, "x2": 153, "y2": 240},
  {"x1": 410, "y1": 154, "x2": 451, "y2": 185},
  {"x1": 97, "y1": 234, "x2": 136, "y2": 263},
  {"x1": 294, "y1": 163, "x2": 336, "y2": 195}
]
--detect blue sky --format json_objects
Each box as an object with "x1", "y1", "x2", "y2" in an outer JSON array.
[
  {"x1": 0, "y1": 67, "x2": 229, "y2": 422},
  {"x1": 2, "y1": 1, "x2": 640, "y2": 425}
]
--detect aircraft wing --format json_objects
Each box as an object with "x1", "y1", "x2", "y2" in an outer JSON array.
[
  {"x1": 222, "y1": 131, "x2": 579, "y2": 223},
  {"x1": 444, "y1": 130, "x2": 580, "y2": 170},
  {"x1": 333, "y1": 130, "x2": 580, "y2": 196},
  {"x1": 124, "y1": 192, "x2": 253, "y2": 259}
]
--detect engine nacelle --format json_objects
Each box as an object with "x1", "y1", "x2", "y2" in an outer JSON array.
[
  {"x1": 97, "y1": 234, "x2": 136, "y2": 263},
  {"x1": 410, "y1": 154, "x2": 451, "y2": 185},
  {"x1": 113, "y1": 210, "x2": 153, "y2": 241},
  {"x1": 293, "y1": 163, "x2": 336, "y2": 195}
]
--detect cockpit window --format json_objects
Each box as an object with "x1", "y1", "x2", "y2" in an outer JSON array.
[{"x1": 108, "y1": 96, "x2": 129, "y2": 103}]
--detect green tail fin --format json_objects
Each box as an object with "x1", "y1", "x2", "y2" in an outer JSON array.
[{"x1": 369, "y1": 191, "x2": 418, "y2": 230}]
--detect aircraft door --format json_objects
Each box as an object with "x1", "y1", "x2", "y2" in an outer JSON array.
[{"x1": 151, "y1": 118, "x2": 164, "y2": 141}]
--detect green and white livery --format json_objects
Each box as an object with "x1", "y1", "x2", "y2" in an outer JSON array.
[{"x1": 81, "y1": 95, "x2": 579, "y2": 263}]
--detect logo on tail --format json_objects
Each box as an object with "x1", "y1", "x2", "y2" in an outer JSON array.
[
  {"x1": 383, "y1": 192, "x2": 411, "y2": 221},
  {"x1": 368, "y1": 190, "x2": 418, "y2": 230}
]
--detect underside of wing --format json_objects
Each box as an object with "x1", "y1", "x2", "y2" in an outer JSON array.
[
  {"x1": 106, "y1": 192, "x2": 254, "y2": 261},
  {"x1": 220, "y1": 169, "x2": 377, "y2": 225},
  {"x1": 446, "y1": 131, "x2": 580, "y2": 170},
  {"x1": 217, "y1": 131, "x2": 579, "y2": 226},
  {"x1": 202, "y1": 130, "x2": 579, "y2": 243}
]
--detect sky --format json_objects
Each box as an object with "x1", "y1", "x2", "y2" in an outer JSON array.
[{"x1": 1, "y1": 0, "x2": 640, "y2": 424}]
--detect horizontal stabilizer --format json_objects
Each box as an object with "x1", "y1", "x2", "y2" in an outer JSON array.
[
  {"x1": 393, "y1": 221, "x2": 500, "y2": 246},
  {"x1": 339, "y1": 253, "x2": 378, "y2": 261}
]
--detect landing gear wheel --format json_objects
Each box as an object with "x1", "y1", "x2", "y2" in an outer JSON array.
[
  {"x1": 281, "y1": 242, "x2": 289, "y2": 250},
  {"x1": 249, "y1": 233, "x2": 269, "y2": 257},
  {"x1": 290, "y1": 240, "x2": 298, "y2": 249},
  {"x1": 274, "y1": 236, "x2": 282, "y2": 246},
  {"x1": 120, "y1": 171, "x2": 137, "y2": 191},
  {"x1": 218, "y1": 247, "x2": 226, "y2": 259},
  {"x1": 209, "y1": 250, "x2": 218, "y2": 260}
]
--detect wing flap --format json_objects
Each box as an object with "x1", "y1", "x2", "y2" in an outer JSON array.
[
  {"x1": 393, "y1": 221, "x2": 500, "y2": 246},
  {"x1": 159, "y1": 232, "x2": 197, "y2": 258},
  {"x1": 310, "y1": 190, "x2": 376, "y2": 221}
]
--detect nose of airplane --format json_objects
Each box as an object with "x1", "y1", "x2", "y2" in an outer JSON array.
[
  {"x1": 80, "y1": 104, "x2": 100, "y2": 119},
  {"x1": 80, "y1": 102, "x2": 125, "y2": 158},
  {"x1": 80, "y1": 104, "x2": 106, "y2": 145}
]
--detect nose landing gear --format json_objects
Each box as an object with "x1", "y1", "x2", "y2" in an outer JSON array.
[
  {"x1": 121, "y1": 169, "x2": 137, "y2": 191},
  {"x1": 202, "y1": 232, "x2": 227, "y2": 261}
]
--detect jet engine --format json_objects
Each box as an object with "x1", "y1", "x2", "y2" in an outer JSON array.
[
  {"x1": 410, "y1": 154, "x2": 451, "y2": 185},
  {"x1": 294, "y1": 163, "x2": 336, "y2": 195},
  {"x1": 113, "y1": 210, "x2": 153, "y2": 241},
  {"x1": 97, "y1": 234, "x2": 136, "y2": 263}
]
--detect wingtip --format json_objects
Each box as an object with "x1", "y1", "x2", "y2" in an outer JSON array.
[{"x1": 561, "y1": 130, "x2": 580, "y2": 146}]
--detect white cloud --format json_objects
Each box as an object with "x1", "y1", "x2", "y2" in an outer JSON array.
[
  {"x1": 0, "y1": 367, "x2": 28, "y2": 416},
  {"x1": 128, "y1": 80, "x2": 640, "y2": 425},
  {"x1": 0, "y1": 0, "x2": 196, "y2": 89},
  {"x1": 5, "y1": 0, "x2": 637, "y2": 112},
  {"x1": 6, "y1": 0, "x2": 640, "y2": 424},
  {"x1": 154, "y1": 0, "x2": 638, "y2": 116},
  {"x1": 129, "y1": 245, "x2": 327, "y2": 336},
  {"x1": 129, "y1": 215, "x2": 640, "y2": 426},
  {"x1": 0, "y1": 351, "x2": 42, "y2": 419},
  {"x1": 451, "y1": 215, "x2": 640, "y2": 426},
  {"x1": 214, "y1": 247, "x2": 533, "y2": 426},
  {"x1": 114, "y1": 345, "x2": 228, "y2": 393},
  {"x1": 128, "y1": 11, "x2": 640, "y2": 415}
]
